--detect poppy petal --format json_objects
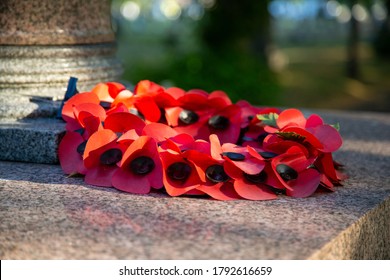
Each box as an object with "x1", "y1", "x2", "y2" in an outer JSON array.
[
  {"x1": 308, "y1": 124, "x2": 342, "y2": 152},
  {"x1": 58, "y1": 131, "x2": 87, "y2": 175},
  {"x1": 228, "y1": 158, "x2": 265, "y2": 175},
  {"x1": 209, "y1": 134, "x2": 223, "y2": 160},
  {"x1": 160, "y1": 150, "x2": 201, "y2": 196},
  {"x1": 164, "y1": 107, "x2": 182, "y2": 127},
  {"x1": 134, "y1": 80, "x2": 165, "y2": 97},
  {"x1": 306, "y1": 114, "x2": 324, "y2": 127},
  {"x1": 83, "y1": 129, "x2": 118, "y2": 167},
  {"x1": 73, "y1": 103, "x2": 106, "y2": 124},
  {"x1": 104, "y1": 112, "x2": 145, "y2": 134},
  {"x1": 142, "y1": 123, "x2": 178, "y2": 142},
  {"x1": 315, "y1": 153, "x2": 339, "y2": 182},
  {"x1": 190, "y1": 140, "x2": 211, "y2": 154},
  {"x1": 147, "y1": 167, "x2": 164, "y2": 190},
  {"x1": 85, "y1": 165, "x2": 117, "y2": 187},
  {"x1": 178, "y1": 93, "x2": 209, "y2": 111},
  {"x1": 276, "y1": 108, "x2": 306, "y2": 129},
  {"x1": 165, "y1": 87, "x2": 186, "y2": 99},
  {"x1": 91, "y1": 83, "x2": 114, "y2": 102},
  {"x1": 111, "y1": 90, "x2": 134, "y2": 108},
  {"x1": 234, "y1": 179, "x2": 277, "y2": 200},
  {"x1": 134, "y1": 96, "x2": 161, "y2": 122},
  {"x1": 112, "y1": 169, "x2": 151, "y2": 194},
  {"x1": 197, "y1": 182, "x2": 241, "y2": 201},
  {"x1": 117, "y1": 129, "x2": 140, "y2": 145},
  {"x1": 281, "y1": 126, "x2": 323, "y2": 150},
  {"x1": 154, "y1": 92, "x2": 179, "y2": 108},
  {"x1": 106, "y1": 82, "x2": 126, "y2": 99},
  {"x1": 209, "y1": 90, "x2": 232, "y2": 108},
  {"x1": 286, "y1": 168, "x2": 321, "y2": 198},
  {"x1": 168, "y1": 133, "x2": 195, "y2": 148},
  {"x1": 62, "y1": 91, "x2": 99, "y2": 122},
  {"x1": 223, "y1": 159, "x2": 244, "y2": 179},
  {"x1": 106, "y1": 103, "x2": 129, "y2": 115}
]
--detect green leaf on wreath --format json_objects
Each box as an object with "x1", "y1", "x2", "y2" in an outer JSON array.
[
  {"x1": 276, "y1": 131, "x2": 306, "y2": 142},
  {"x1": 257, "y1": 112, "x2": 279, "y2": 127},
  {"x1": 330, "y1": 123, "x2": 340, "y2": 131}
]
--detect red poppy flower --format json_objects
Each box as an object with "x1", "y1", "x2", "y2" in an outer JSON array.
[
  {"x1": 104, "y1": 112, "x2": 146, "y2": 134},
  {"x1": 261, "y1": 108, "x2": 342, "y2": 153},
  {"x1": 112, "y1": 136, "x2": 163, "y2": 194},
  {"x1": 263, "y1": 134, "x2": 311, "y2": 158},
  {"x1": 166, "y1": 108, "x2": 210, "y2": 138},
  {"x1": 270, "y1": 146, "x2": 321, "y2": 198},
  {"x1": 224, "y1": 161, "x2": 277, "y2": 201},
  {"x1": 111, "y1": 89, "x2": 135, "y2": 109},
  {"x1": 58, "y1": 131, "x2": 87, "y2": 175},
  {"x1": 185, "y1": 150, "x2": 241, "y2": 200},
  {"x1": 159, "y1": 147, "x2": 202, "y2": 197},
  {"x1": 69, "y1": 103, "x2": 106, "y2": 138},
  {"x1": 83, "y1": 129, "x2": 125, "y2": 187},
  {"x1": 129, "y1": 80, "x2": 179, "y2": 123},
  {"x1": 173, "y1": 104, "x2": 242, "y2": 144},
  {"x1": 105, "y1": 102, "x2": 131, "y2": 115},
  {"x1": 91, "y1": 82, "x2": 126, "y2": 103},
  {"x1": 62, "y1": 91, "x2": 100, "y2": 123},
  {"x1": 134, "y1": 80, "x2": 165, "y2": 97},
  {"x1": 164, "y1": 88, "x2": 232, "y2": 128},
  {"x1": 240, "y1": 106, "x2": 281, "y2": 148},
  {"x1": 315, "y1": 152, "x2": 343, "y2": 190},
  {"x1": 211, "y1": 134, "x2": 264, "y2": 171},
  {"x1": 207, "y1": 134, "x2": 274, "y2": 200},
  {"x1": 58, "y1": 80, "x2": 346, "y2": 201},
  {"x1": 110, "y1": 81, "x2": 180, "y2": 123},
  {"x1": 238, "y1": 101, "x2": 280, "y2": 128}
]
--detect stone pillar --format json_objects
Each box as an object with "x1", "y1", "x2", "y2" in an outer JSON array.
[{"x1": 0, "y1": 0, "x2": 123, "y2": 119}]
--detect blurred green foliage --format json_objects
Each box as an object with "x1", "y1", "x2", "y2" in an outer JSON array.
[
  {"x1": 114, "y1": 0, "x2": 390, "y2": 112},
  {"x1": 115, "y1": 0, "x2": 281, "y2": 106}
]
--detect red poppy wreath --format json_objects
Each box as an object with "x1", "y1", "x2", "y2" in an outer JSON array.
[{"x1": 58, "y1": 78, "x2": 346, "y2": 200}]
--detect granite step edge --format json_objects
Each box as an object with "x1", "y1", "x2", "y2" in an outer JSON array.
[
  {"x1": 0, "y1": 118, "x2": 65, "y2": 164},
  {"x1": 308, "y1": 197, "x2": 390, "y2": 260}
]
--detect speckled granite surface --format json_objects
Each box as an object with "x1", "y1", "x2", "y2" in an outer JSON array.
[
  {"x1": 0, "y1": 118, "x2": 65, "y2": 163},
  {"x1": 0, "y1": 0, "x2": 114, "y2": 45},
  {"x1": 0, "y1": 44, "x2": 123, "y2": 119},
  {"x1": 0, "y1": 0, "x2": 122, "y2": 119},
  {"x1": 0, "y1": 110, "x2": 389, "y2": 259}
]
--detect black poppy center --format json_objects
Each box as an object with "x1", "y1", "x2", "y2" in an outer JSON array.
[
  {"x1": 257, "y1": 132, "x2": 269, "y2": 143},
  {"x1": 276, "y1": 164, "x2": 298, "y2": 181},
  {"x1": 74, "y1": 128, "x2": 85, "y2": 135},
  {"x1": 259, "y1": 151, "x2": 278, "y2": 159},
  {"x1": 76, "y1": 140, "x2": 88, "y2": 155},
  {"x1": 222, "y1": 152, "x2": 245, "y2": 161},
  {"x1": 244, "y1": 170, "x2": 267, "y2": 183},
  {"x1": 130, "y1": 156, "x2": 155, "y2": 175},
  {"x1": 179, "y1": 110, "x2": 199, "y2": 125},
  {"x1": 206, "y1": 164, "x2": 229, "y2": 183},
  {"x1": 208, "y1": 115, "x2": 230, "y2": 130},
  {"x1": 99, "y1": 101, "x2": 112, "y2": 109},
  {"x1": 99, "y1": 148, "x2": 123, "y2": 165},
  {"x1": 167, "y1": 162, "x2": 192, "y2": 182}
]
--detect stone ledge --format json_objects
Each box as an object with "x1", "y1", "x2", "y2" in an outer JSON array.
[
  {"x1": 0, "y1": 118, "x2": 65, "y2": 163},
  {"x1": 0, "y1": 109, "x2": 389, "y2": 259}
]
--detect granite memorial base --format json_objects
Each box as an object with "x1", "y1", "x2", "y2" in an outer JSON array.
[{"x1": 0, "y1": 109, "x2": 389, "y2": 259}]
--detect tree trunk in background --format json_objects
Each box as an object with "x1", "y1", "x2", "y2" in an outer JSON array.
[
  {"x1": 199, "y1": 0, "x2": 271, "y2": 60},
  {"x1": 373, "y1": 0, "x2": 390, "y2": 58},
  {"x1": 346, "y1": 0, "x2": 360, "y2": 79}
]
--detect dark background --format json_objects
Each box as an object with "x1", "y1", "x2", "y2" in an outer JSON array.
[{"x1": 112, "y1": 0, "x2": 390, "y2": 112}]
